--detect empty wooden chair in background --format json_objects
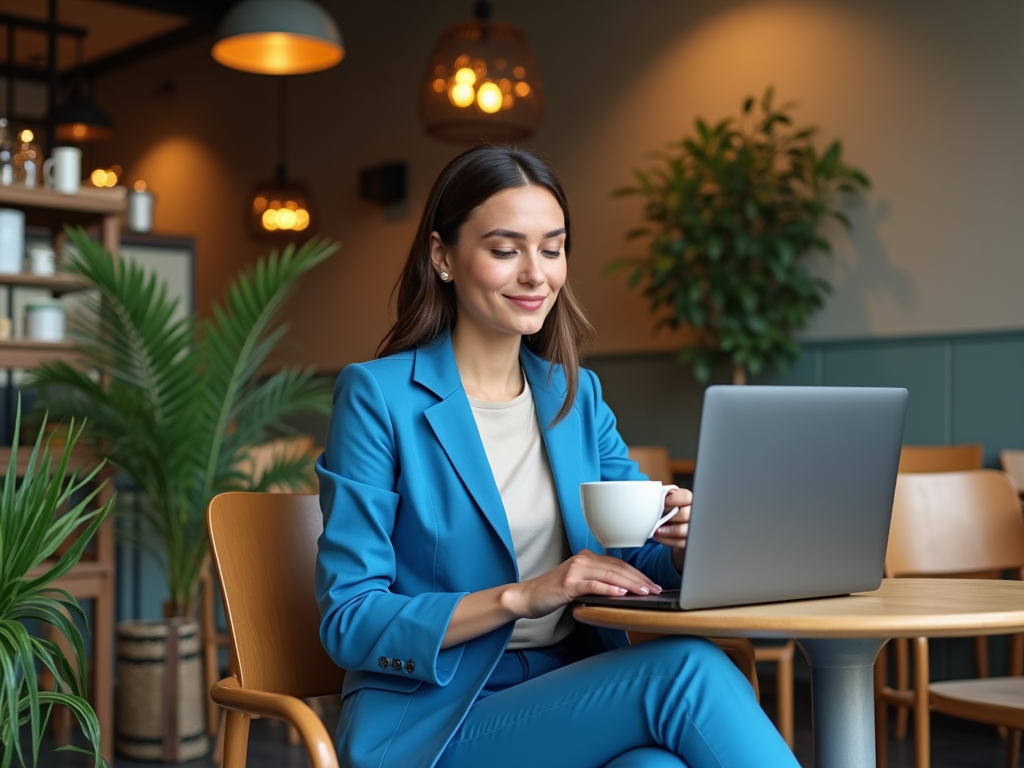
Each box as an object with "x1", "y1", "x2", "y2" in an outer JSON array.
[
  {"x1": 999, "y1": 450, "x2": 1024, "y2": 503},
  {"x1": 627, "y1": 445, "x2": 794, "y2": 748},
  {"x1": 898, "y1": 443, "x2": 983, "y2": 473},
  {"x1": 887, "y1": 442, "x2": 986, "y2": 742},
  {"x1": 207, "y1": 493, "x2": 344, "y2": 768},
  {"x1": 874, "y1": 470, "x2": 1024, "y2": 768}
]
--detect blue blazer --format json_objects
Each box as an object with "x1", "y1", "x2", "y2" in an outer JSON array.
[{"x1": 315, "y1": 333, "x2": 682, "y2": 768}]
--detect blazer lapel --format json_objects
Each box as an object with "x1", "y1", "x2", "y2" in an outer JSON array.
[
  {"x1": 521, "y1": 348, "x2": 592, "y2": 555},
  {"x1": 416, "y1": 336, "x2": 517, "y2": 569}
]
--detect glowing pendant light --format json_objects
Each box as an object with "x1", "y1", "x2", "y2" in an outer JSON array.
[
  {"x1": 419, "y1": 0, "x2": 544, "y2": 143},
  {"x1": 212, "y1": 0, "x2": 344, "y2": 75},
  {"x1": 247, "y1": 78, "x2": 314, "y2": 239}
]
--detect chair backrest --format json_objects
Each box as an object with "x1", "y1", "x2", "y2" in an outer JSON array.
[
  {"x1": 898, "y1": 443, "x2": 983, "y2": 473},
  {"x1": 1000, "y1": 449, "x2": 1024, "y2": 492},
  {"x1": 627, "y1": 445, "x2": 673, "y2": 484},
  {"x1": 207, "y1": 492, "x2": 345, "y2": 698},
  {"x1": 886, "y1": 470, "x2": 1024, "y2": 577}
]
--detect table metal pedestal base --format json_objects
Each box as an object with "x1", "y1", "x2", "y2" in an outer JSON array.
[{"x1": 796, "y1": 638, "x2": 887, "y2": 768}]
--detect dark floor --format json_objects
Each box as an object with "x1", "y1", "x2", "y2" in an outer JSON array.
[{"x1": 31, "y1": 678, "x2": 1023, "y2": 767}]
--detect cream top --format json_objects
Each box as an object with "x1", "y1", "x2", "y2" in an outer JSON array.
[{"x1": 469, "y1": 379, "x2": 575, "y2": 649}]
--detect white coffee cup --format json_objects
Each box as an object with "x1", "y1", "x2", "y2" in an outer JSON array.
[
  {"x1": 44, "y1": 146, "x2": 81, "y2": 195},
  {"x1": 27, "y1": 244, "x2": 55, "y2": 276},
  {"x1": 25, "y1": 302, "x2": 64, "y2": 342},
  {"x1": 580, "y1": 481, "x2": 681, "y2": 549}
]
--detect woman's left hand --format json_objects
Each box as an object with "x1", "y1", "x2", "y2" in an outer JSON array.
[{"x1": 651, "y1": 487, "x2": 693, "y2": 571}]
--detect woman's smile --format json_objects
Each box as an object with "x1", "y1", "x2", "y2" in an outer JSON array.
[{"x1": 504, "y1": 294, "x2": 547, "y2": 311}]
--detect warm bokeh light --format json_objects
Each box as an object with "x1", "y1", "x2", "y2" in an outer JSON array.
[
  {"x1": 503, "y1": 93, "x2": 515, "y2": 110},
  {"x1": 212, "y1": 32, "x2": 343, "y2": 75},
  {"x1": 253, "y1": 195, "x2": 267, "y2": 212},
  {"x1": 454, "y1": 67, "x2": 476, "y2": 86},
  {"x1": 258, "y1": 199, "x2": 310, "y2": 232},
  {"x1": 91, "y1": 168, "x2": 121, "y2": 187},
  {"x1": 513, "y1": 66, "x2": 526, "y2": 79},
  {"x1": 19, "y1": 130, "x2": 33, "y2": 143},
  {"x1": 498, "y1": 78, "x2": 512, "y2": 94},
  {"x1": 72, "y1": 124, "x2": 87, "y2": 139},
  {"x1": 514, "y1": 81, "x2": 531, "y2": 97},
  {"x1": 476, "y1": 82, "x2": 503, "y2": 114},
  {"x1": 449, "y1": 82, "x2": 475, "y2": 108},
  {"x1": 432, "y1": 78, "x2": 447, "y2": 93},
  {"x1": 134, "y1": 180, "x2": 147, "y2": 192}
]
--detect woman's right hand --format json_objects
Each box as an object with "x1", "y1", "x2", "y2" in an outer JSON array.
[
  {"x1": 441, "y1": 550, "x2": 661, "y2": 648},
  {"x1": 502, "y1": 549, "x2": 662, "y2": 619}
]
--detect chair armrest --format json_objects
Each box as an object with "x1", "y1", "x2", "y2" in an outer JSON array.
[{"x1": 211, "y1": 677, "x2": 338, "y2": 768}]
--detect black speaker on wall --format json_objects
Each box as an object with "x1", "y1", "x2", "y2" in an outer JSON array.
[{"x1": 360, "y1": 162, "x2": 407, "y2": 205}]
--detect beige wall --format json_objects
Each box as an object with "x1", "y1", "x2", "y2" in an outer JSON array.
[{"x1": 94, "y1": 0, "x2": 1024, "y2": 370}]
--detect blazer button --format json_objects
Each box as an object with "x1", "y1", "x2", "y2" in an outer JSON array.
[
  {"x1": 378, "y1": 657, "x2": 390, "y2": 669},
  {"x1": 391, "y1": 658, "x2": 403, "y2": 670},
  {"x1": 404, "y1": 660, "x2": 415, "y2": 674}
]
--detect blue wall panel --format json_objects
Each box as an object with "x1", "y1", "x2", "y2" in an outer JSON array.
[
  {"x1": 952, "y1": 336, "x2": 1024, "y2": 466},
  {"x1": 820, "y1": 340, "x2": 950, "y2": 445}
]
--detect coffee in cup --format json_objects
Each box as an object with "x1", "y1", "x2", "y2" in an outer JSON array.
[{"x1": 580, "y1": 481, "x2": 680, "y2": 549}]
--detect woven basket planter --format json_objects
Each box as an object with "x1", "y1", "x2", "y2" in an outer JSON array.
[{"x1": 116, "y1": 619, "x2": 209, "y2": 762}]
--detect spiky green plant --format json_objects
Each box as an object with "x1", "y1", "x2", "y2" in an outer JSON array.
[
  {"x1": 612, "y1": 87, "x2": 870, "y2": 383},
  {"x1": 28, "y1": 228, "x2": 337, "y2": 616},
  {"x1": 0, "y1": 401, "x2": 113, "y2": 768}
]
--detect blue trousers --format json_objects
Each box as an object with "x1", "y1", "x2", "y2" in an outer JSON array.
[{"x1": 437, "y1": 635, "x2": 798, "y2": 768}]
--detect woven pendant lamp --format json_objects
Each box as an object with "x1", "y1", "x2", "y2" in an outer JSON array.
[{"x1": 419, "y1": 0, "x2": 544, "y2": 143}]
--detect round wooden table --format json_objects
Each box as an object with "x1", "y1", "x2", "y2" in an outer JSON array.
[{"x1": 574, "y1": 578, "x2": 1024, "y2": 768}]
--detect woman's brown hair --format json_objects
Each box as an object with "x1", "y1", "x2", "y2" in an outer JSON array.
[{"x1": 378, "y1": 145, "x2": 592, "y2": 423}]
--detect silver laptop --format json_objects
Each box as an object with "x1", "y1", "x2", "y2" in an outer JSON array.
[{"x1": 581, "y1": 385, "x2": 908, "y2": 611}]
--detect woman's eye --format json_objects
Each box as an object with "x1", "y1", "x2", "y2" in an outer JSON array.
[
  {"x1": 542, "y1": 249, "x2": 562, "y2": 258},
  {"x1": 491, "y1": 249, "x2": 518, "y2": 258}
]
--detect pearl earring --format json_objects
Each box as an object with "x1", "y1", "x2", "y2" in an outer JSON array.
[{"x1": 439, "y1": 271, "x2": 451, "y2": 282}]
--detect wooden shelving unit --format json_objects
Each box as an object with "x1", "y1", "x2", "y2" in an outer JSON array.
[{"x1": 0, "y1": 184, "x2": 124, "y2": 763}]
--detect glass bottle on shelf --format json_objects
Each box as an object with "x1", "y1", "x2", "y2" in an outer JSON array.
[
  {"x1": 0, "y1": 119, "x2": 13, "y2": 186},
  {"x1": 12, "y1": 129, "x2": 42, "y2": 188}
]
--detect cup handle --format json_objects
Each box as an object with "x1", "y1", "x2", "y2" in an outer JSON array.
[
  {"x1": 648, "y1": 484, "x2": 681, "y2": 539},
  {"x1": 43, "y1": 158, "x2": 55, "y2": 189}
]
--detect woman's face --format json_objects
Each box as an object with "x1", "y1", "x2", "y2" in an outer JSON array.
[{"x1": 431, "y1": 185, "x2": 567, "y2": 341}]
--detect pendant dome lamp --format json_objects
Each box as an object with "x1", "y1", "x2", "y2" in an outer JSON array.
[
  {"x1": 212, "y1": 0, "x2": 344, "y2": 75},
  {"x1": 50, "y1": 37, "x2": 115, "y2": 142},
  {"x1": 419, "y1": 0, "x2": 544, "y2": 142}
]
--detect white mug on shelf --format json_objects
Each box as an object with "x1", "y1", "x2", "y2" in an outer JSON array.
[
  {"x1": 0, "y1": 208, "x2": 25, "y2": 274},
  {"x1": 25, "y1": 302, "x2": 65, "y2": 342},
  {"x1": 27, "y1": 244, "x2": 56, "y2": 276},
  {"x1": 44, "y1": 146, "x2": 81, "y2": 195}
]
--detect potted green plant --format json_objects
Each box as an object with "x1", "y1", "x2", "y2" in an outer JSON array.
[
  {"x1": 611, "y1": 87, "x2": 870, "y2": 384},
  {"x1": 0, "y1": 402, "x2": 113, "y2": 768},
  {"x1": 27, "y1": 228, "x2": 337, "y2": 760}
]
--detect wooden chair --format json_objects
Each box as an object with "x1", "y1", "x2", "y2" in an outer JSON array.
[
  {"x1": 207, "y1": 492, "x2": 764, "y2": 768},
  {"x1": 1000, "y1": 450, "x2": 1024, "y2": 502},
  {"x1": 898, "y1": 443, "x2": 983, "y2": 473},
  {"x1": 874, "y1": 470, "x2": 1024, "y2": 768},
  {"x1": 202, "y1": 437, "x2": 320, "y2": 741},
  {"x1": 627, "y1": 445, "x2": 794, "y2": 748},
  {"x1": 887, "y1": 442, "x2": 986, "y2": 741},
  {"x1": 207, "y1": 492, "x2": 343, "y2": 768}
]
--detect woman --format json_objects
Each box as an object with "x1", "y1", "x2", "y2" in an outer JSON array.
[{"x1": 315, "y1": 146, "x2": 797, "y2": 768}]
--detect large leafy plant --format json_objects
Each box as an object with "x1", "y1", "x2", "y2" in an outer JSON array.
[
  {"x1": 29, "y1": 229, "x2": 336, "y2": 616},
  {"x1": 612, "y1": 87, "x2": 870, "y2": 383},
  {"x1": 0, "y1": 403, "x2": 113, "y2": 768}
]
